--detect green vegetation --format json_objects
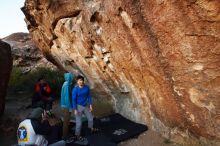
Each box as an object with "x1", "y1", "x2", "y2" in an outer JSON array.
[
  {"x1": 8, "y1": 67, "x2": 65, "y2": 98},
  {"x1": 164, "y1": 138, "x2": 172, "y2": 144}
]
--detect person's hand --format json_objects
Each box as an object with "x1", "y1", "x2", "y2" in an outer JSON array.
[
  {"x1": 43, "y1": 87, "x2": 47, "y2": 90},
  {"x1": 74, "y1": 110, "x2": 78, "y2": 115},
  {"x1": 48, "y1": 117, "x2": 62, "y2": 126},
  {"x1": 89, "y1": 105, "x2": 93, "y2": 112},
  {"x1": 42, "y1": 110, "x2": 48, "y2": 121},
  {"x1": 48, "y1": 97, "x2": 53, "y2": 101}
]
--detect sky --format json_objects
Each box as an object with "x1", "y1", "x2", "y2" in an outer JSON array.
[{"x1": 0, "y1": 0, "x2": 28, "y2": 38}]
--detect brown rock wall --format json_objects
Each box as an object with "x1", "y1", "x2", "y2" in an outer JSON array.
[{"x1": 22, "y1": 0, "x2": 220, "y2": 143}]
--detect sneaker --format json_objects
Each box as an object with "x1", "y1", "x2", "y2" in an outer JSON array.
[
  {"x1": 75, "y1": 136, "x2": 88, "y2": 145},
  {"x1": 65, "y1": 136, "x2": 76, "y2": 143},
  {"x1": 76, "y1": 136, "x2": 86, "y2": 142}
]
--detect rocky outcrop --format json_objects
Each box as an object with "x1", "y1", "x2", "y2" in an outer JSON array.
[
  {"x1": 3, "y1": 33, "x2": 56, "y2": 73},
  {"x1": 0, "y1": 40, "x2": 12, "y2": 116},
  {"x1": 22, "y1": 0, "x2": 220, "y2": 144}
]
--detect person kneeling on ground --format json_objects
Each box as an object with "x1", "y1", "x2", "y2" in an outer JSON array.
[
  {"x1": 72, "y1": 75, "x2": 98, "y2": 141},
  {"x1": 17, "y1": 107, "x2": 64, "y2": 146}
]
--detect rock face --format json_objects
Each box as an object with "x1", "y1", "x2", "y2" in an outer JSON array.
[
  {"x1": 22, "y1": 0, "x2": 220, "y2": 144},
  {"x1": 0, "y1": 40, "x2": 12, "y2": 115},
  {"x1": 3, "y1": 33, "x2": 56, "y2": 73}
]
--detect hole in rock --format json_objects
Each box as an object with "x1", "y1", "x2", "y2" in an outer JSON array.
[
  {"x1": 118, "y1": 7, "x2": 123, "y2": 15},
  {"x1": 90, "y1": 11, "x2": 101, "y2": 23}
]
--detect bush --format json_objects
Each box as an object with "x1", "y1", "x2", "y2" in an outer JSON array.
[
  {"x1": 163, "y1": 138, "x2": 172, "y2": 144},
  {"x1": 8, "y1": 67, "x2": 65, "y2": 98}
]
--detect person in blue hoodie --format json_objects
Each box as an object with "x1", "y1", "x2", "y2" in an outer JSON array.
[
  {"x1": 72, "y1": 75, "x2": 97, "y2": 141},
  {"x1": 60, "y1": 72, "x2": 74, "y2": 139}
]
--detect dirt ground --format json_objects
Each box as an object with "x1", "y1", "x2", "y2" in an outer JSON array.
[
  {"x1": 0, "y1": 92, "x2": 177, "y2": 146},
  {"x1": 120, "y1": 131, "x2": 177, "y2": 146}
]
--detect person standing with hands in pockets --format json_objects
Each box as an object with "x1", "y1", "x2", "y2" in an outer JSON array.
[{"x1": 72, "y1": 75, "x2": 97, "y2": 141}]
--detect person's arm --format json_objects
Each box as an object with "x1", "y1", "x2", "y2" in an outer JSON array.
[
  {"x1": 87, "y1": 86, "x2": 92, "y2": 105},
  {"x1": 35, "y1": 83, "x2": 40, "y2": 93},
  {"x1": 46, "y1": 84, "x2": 51, "y2": 94},
  {"x1": 72, "y1": 87, "x2": 77, "y2": 110},
  {"x1": 87, "y1": 86, "x2": 92, "y2": 112}
]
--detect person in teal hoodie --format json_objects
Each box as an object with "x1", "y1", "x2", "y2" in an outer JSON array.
[{"x1": 60, "y1": 72, "x2": 74, "y2": 139}]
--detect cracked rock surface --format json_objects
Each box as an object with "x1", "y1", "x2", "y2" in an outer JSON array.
[{"x1": 22, "y1": 0, "x2": 220, "y2": 144}]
